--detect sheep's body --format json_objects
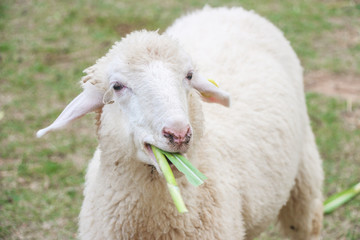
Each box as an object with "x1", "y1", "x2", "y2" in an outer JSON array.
[
  {"x1": 165, "y1": 7, "x2": 324, "y2": 239},
  {"x1": 75, "y1": 7, "x2": 323, "y2": 240}
]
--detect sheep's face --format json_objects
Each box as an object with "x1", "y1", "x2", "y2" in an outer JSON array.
[
  {"x1": 103, "y1": 58, "x2": 197, "y2": 169},
  {"x1": 36, "y1": 31, "x2": 230, "y2": 172}
]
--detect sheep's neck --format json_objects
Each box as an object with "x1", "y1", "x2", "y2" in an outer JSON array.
[
  {"x1": 96, "y1": 150, "x2": 192, "y2": 231},
  {"x1": 99, "y1": 148, "x2": 176, "y2": 201}
]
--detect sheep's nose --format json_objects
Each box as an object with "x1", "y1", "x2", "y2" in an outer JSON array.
[{"x1": 162, "y1": 123, "x2": 192, "y2": 146}]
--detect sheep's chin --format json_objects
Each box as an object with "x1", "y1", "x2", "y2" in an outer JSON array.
[{"x1": 144, "y1": 143, "x2": 183, "y2": 178}]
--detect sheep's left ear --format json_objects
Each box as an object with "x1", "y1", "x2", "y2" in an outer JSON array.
[
  {"x1": 191, "y1": 75, "x2": 230, "y2": 107},
  {"x1": 36, "y1": 83, "x2": 104, "y2": 138}
]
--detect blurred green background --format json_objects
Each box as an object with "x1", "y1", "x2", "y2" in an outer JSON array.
[{"x1": 0, "y1": 0, "x2": 359, "y2": 239}]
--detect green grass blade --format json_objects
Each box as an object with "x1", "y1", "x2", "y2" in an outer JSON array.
[
  {"x1": 173, "y1": 153, "x2": 207, "y2": 181},
  {"x1": 151, "y1": 146, "x2": 188, "y2": 213},
  {"x1": 324, "y1": 182, "x2": 360, "y2": 214},
  {"x1": 167, "y1": 183, "x2": 188, "y2": 213},
  {"x1": 163, "y1": 152, "x2": 204, "y2": 187},
  {"x1": 152, "y1": 145, "x2": 176, "y2": 185}
]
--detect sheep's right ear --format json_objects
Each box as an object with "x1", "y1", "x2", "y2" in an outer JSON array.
[
  {"x1": 36, "y1": 84, "x2": 104, "y2": 138},
  {"x1": 191, "y1": 75, "x2": 230, "y2": 107}
]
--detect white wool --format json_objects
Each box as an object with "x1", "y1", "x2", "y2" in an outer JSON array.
[{"x1": 40, "y1": 6, "x2": 323, "y2": 240}]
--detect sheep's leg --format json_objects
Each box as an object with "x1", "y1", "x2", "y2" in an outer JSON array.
[{"x1": 277, "y1": 129, "x2": 323, "y2": 240}]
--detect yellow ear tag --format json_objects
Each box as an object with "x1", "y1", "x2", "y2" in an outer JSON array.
[{"x1": 208, "y1": 79, "x2": 219, "y2": 88}]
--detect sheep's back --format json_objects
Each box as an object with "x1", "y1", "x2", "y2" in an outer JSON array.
[{"x1": 167, "y1": 6, "x2": 309, "y2": 235}]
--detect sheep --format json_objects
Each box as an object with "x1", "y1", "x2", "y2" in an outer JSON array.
[{"x1": 37, "y1": 6, "x2": 323, "y2": 240}]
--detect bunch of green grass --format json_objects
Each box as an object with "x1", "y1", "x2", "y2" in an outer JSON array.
[
  {"x1": 324, "y1": 182, "x2": 360, "y2": 214},
  {"x1": 151, "y1": 146, "x2": 207, "y2": 213}
]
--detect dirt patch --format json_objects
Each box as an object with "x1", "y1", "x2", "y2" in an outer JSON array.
[
  {"x1": 305, "y1": 71, "x2": 360, "y2": 102},
  {"x1": 343, "y1": 107, "x2": 360, "y2": 129},
  {"x1": 116, "y1": 23, "x2": 138, "y2": 35},
  {"x1": 305, "y1": 70, "x2": 360, "y2": 128}
]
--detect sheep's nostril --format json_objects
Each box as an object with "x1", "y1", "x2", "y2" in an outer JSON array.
[
  {"x1": 184, "y1": 128, "x2": 192, "y2": 144},
  {"x1": 162, "y1": 125, "x2": 192, "y2": 145},
  {"x1": 163, "y1": 131, "x2": 175, "y2": 143}
]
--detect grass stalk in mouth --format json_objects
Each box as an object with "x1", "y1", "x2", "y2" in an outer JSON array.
[
  {"x1": 163, "y1": 152, "x2": 207, "y2": 187},
  {"x1": 151, "y1": 145, "x2": 188, "y2": 213},
  {"x1": 151, "y1": 146, "x2": 208, "y2": 213}
]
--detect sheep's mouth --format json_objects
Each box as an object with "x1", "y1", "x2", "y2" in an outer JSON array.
[{"x1": 144, "y1": 143, "x2": 180, "y2": 175}]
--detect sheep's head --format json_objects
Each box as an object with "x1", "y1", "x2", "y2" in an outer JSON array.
[{"x1": 37, "y1": 31, "x2": 230, "y2": 172}]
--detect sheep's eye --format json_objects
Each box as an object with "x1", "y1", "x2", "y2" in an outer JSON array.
[
  {"x1": 186, "y1": 72, "x2": 193, "y2": 80},
  {"x1": 113, "y1": 82, "x2": 124, "y2": 91}
]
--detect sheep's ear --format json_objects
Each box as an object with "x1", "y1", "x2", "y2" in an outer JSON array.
[
  {"x1": 191, "y1": 76, "x2": 230, "y2": 107},
  {"x1": 36, "y1": 84, "x2": 104, "y2": 138}
]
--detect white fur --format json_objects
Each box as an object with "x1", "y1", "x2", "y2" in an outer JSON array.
[{"x1": 39, "y1": 6, "x2": 323, "y2": 240}]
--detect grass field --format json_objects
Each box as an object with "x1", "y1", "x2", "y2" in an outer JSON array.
[{"x1": 0, "y1": 0, "x2": 359, "y2": 239}]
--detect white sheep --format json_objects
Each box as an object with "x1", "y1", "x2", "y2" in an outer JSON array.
[{"x1": 37, "y1": 6, "x2": 323, "y2": 240}]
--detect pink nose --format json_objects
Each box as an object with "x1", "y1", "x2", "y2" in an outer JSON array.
[{"x1": 162, "y1": 124, "x2": 192, "y2": 145}]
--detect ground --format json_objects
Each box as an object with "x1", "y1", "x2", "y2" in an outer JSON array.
[{"x1": 305, "y1": 71, "x2": 360, "y2": 128}]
